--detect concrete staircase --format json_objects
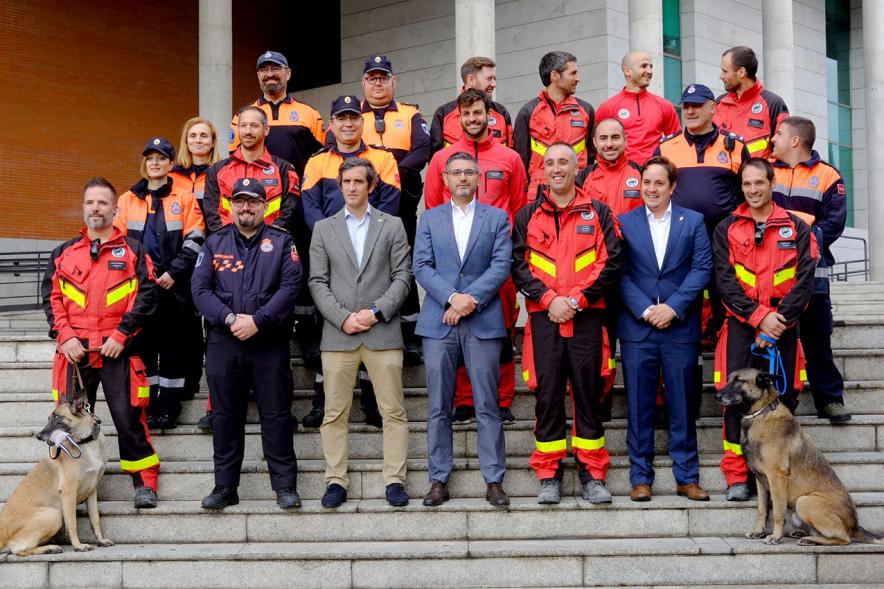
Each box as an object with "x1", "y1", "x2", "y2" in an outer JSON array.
[{"x1": 1, "y1": 282, "x2": 883, "y2": 588}]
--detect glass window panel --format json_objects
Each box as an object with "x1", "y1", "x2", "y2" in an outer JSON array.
[
  {"x1": 663, "y1": 0, "x2": 681, "y2": 57},
  {"x1": 664, "y1": 56, "x2": 682, "y2": 106}
]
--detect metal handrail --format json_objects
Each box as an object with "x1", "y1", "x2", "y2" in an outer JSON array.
[
  {"x1": 828, "y1": 234, "x2": 869, "y2": 282},
  {"x1": 0, "y1": 251, "x2": 52, "y2": 311}
]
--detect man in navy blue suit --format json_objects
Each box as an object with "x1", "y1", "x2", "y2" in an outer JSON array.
[
  {"x1": 413, "y1": 151, "x2": 513, "y2": 507},
  {"x1": 617, "y1": 156, "x2": 713, "y2": 502}
]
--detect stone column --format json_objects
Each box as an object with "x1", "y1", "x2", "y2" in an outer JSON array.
[
  {"x1": 628, "y1": 0, "x2": 664, "y2": 96},
  {"x1": 864, "y1": 0, "x2": 884, "y2": 279},
  {"x1": 762, "y1": 0, "x2": 795, "y2": 109},
  {"x1": 199, "y1": 0, "x2": 232, "y2": 140},
  {"x1": 455, "y1": 0, "x2": 495, "y2": 94}
]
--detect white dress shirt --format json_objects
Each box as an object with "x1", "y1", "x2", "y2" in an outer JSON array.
[
  {"x1": 646, "y1": 202, "x2": 672, "y2": 270},
  {"x1": 344, "y1": 204, "x2": 372, "y2": 267},
  {"x1": 451, "y1": 197, "x2": 477, "y2": 261}
]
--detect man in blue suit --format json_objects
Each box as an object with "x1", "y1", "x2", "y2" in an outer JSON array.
[
  {"x1": 413, "y1": 151, "x2": 512, "y2": 507},
  {"x1": 618, "y1": 156, "x2": 713, "y2": 502}
]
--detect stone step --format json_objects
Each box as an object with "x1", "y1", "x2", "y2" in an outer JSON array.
[
  {"x1": 2, "y1": 452, "x2": 881, "y2": 503},
  {"x1": 1, "y1": 536, "x2": 883, "y2": 588},
  {"x1": 2, "y1": 412, "x2": 882, "y2": 463},
  {"x1": 6, "y1": 380, "x2": 884, "y2": 428}
]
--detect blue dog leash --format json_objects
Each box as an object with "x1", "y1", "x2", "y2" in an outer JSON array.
[{"x1": 750, "y1": 333, "x2": 788, "y2": 396}]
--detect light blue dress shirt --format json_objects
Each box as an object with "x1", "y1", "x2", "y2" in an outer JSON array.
[{"x1": 344, "y1": 204, "x2": 372, "y2": 267}]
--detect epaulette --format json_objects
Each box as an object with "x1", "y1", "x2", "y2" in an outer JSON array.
[
  {"x1": 397, "y1": 100, "x2": 419, "y2": 108},
  {"x1": 660, "y1": 130, "x2": 682, "y2": 143},
  {"x1": 368, "y1": 144, "x2": 393, "y2": 152},
  {"x1": 310, "y1": 146, "x2": 332, "y2": 158},
  {"x1": 266, "y1": 224, "x2": 290, "y2": 236}
]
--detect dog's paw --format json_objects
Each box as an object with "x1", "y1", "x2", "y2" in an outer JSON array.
[
  {"x1": 746, "y1": 529, "x2": 768, "y2": 539},
  {"x1": 787, "y1": 529, "x2": 809, "y2": 539},
  {"x1": 97, "y1": 539, "x2": 115, "y2": 548},
  {"x1": 74, "y1": 544, "x2": 95, "y2": 552},
  {"x1": 45, "y1": 546, "x2": 64, "y2": 555},
  {"x1": 797, "y1": 537, "x2": 816, "y2": 546},
  {"x1": 763, "y1": 535, "x2": 782, "y2": 545}
]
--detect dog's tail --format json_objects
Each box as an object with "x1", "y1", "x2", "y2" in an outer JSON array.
[{"x1": 853, "y1": 526, "x2": 884, "y2": 544}]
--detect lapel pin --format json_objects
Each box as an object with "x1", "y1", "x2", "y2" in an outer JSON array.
[{"x1": 678, "y1": 216, "x2": 684, "y2": 221}]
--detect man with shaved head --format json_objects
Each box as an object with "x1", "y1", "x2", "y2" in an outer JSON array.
[{"x1": 596, "y1": 51, "x2": 680, "y2": 165}]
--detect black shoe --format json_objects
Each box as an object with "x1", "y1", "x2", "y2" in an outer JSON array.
[
  {"x1": 363, "y1": 407, "x2": 383, "y2": 429},
  {"x1": 385, "y1": 483, "x2": 410, "y2": 507},
  {"x1": 321, "y1": 483, "x2": 348, "y2": 508},
  {"x1": 404, "y1": 340, "x2": 423, "y2": 366},
  {"x1": 452, "y1": 405, "x2": 476, "y2": 425},
  {"x1": 302, "y1": 406, "x2": 324, "y2": 429},
  {"x1": 134, "y1": 486, "x2": 158, "y2": 509},
  {"x1": 146, "y1": 415, "x2": 159, "y2": 430},
  {"x1": 197, "y1": 411, "x2": 214, "y2": 432},
  {"x1": 276, "y1": 487, "x2": 302, "y2": 509},
  {"x1": 201, "y1": 485, "x2": 239, "y2": 510},
  {"x1": 499, "y1": 407, "x2": 516, "y2": 425},
  {"x1": 153, "y1": 414, "x2": 178, "y2": 430},
  {"x1": 290, "y1": 411, "x2": 299, "y2": 430}
]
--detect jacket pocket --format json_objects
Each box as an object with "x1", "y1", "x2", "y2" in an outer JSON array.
[{"x1": 129, "y1": 355, "x2": 150, "y2": 408}]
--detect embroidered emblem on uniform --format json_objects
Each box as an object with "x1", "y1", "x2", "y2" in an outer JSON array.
[
  {"x1": 260, "y1": 239, "x2": 274, "y2": 253},
  {"x1": 243, "y1": 179, "x2": 250, "y2": 186},
  {"x1": 687, "y1": 85, "x2": 696, "y2": 94},
  {"x1": 153, "y1": 138, "x2": 160, "y2": 145},
  {"x1": 809, "y1": 175, "x2": 819, "y2": 187},
  {"x1": 717, "y1": 151, "x2": 728, "y2": 163},
  {"x1": 374, "y1": 56, "x2": 382, "y2": 63},
  {"x1": 264, "y1": 167, "x2": 274, "y2": 175},
  {"x1": 625, "y1": 177, "x2": 639, "y2": 188},
  {"x1": 580, "y1": 211, "x2": 594, "y2": 221},
  {"x1": 228, "y1": 130, "x2": 235, "y2": 143},
  {"x1": 290, "y1": 111, "x2": 299, "y2": 122},
  {"x1": 618, "y1": 108, "x2": 630, "y2": 120},
  {"x1": 751, "y1": 102, "x2": 763, "y2": 114},
  {"x1": 395, "y1": 120, "x2": 405, "y2": 129},
  {"x1": 570, "y1": 109, "x2": 580, "y2": 117},
  {"x1": 421, "y1": 122, "x2": 429, "y2": 135},
  {"x1": 779, "y1": 227, "x2": 794, "y2": 239},
  {"x1": 171, "y1": 202, "x2": 182, "y2": 215},
  {"x1": 344, "y1": 96, "x2": 352, "y2": 104},
  {"x1": 291, "y1": 245, "x2": 300, "y2": 262},
  {"x1": 195, "y1": 252, "x2": 204, "y2": 267},
  {"x1": 488, "y1": 116, "x2": 497, "y2": 126},
  {"x1": 112, "y1": 247, "x2": 125, "y2": 258}
]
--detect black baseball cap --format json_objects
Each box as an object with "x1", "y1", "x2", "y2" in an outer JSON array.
[
  {"x1": 680, "y1": 84, "x2": 715, "y2": 105},
  {"x1": 142, "y1": 137, "x2": 175, "y2": 160},
  {"x1": 231, "y1": 178, "x2": 267, "y2": 200},
  {"x1": 257, "y1": 51, "x2": 288, "y2": 69},
  {"x1": 364, "y1": 55, "x2": 393, "y2": 75},
  {"x1": 330, "y1": 95, "x2": 362, "y2": 117}
]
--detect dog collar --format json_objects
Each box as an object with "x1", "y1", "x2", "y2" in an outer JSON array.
[
  {"x1": 743, "y1": 397, "x2": 779, "y2": 420},
  {"x1": 77, "y1": 422, "x2": 102, "y2": 445}
]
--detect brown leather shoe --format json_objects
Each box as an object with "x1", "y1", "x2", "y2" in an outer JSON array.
[
  {"x1": 422, "y1": 482, "x2": 449, "y2": 506},
  {"x1": 630, "y1": 484, "x2": 651, "y2": 502},
  {"x1": 677, "y1": 483, "x2": 710, "y2": 501},
  {"x1": 485, "y1": 482, "x2": 510, "y2": 506}
]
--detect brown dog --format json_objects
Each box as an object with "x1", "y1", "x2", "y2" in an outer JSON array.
[
  {"x1": 716, "y1": 368, "x2": 884, "y2": 546},
  {"x1": 0, "y1": 391, "x2": 112, "y2": 555}
]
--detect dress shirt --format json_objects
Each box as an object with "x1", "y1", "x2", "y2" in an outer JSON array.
[
  {"x1": 451, "y1": 197, "x2": 477, "y2": 261},
  {"x1": 642, "y1": 201, "x2": 672, "y2": 320},
  {"x1": 344, "y1": 204, "x2": 372, "y2": 267}
]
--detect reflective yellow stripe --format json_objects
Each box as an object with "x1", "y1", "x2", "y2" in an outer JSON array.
[
  {"x1": 572, "y1": 139, "x2": 586, "y2": 154},
  {"x1": 106, "y1": 279, "x2": 138, "y2": 306},
  {"x1": 571, "y1": 435, "x2": 605, "y2": 450},
  {"x1": 529, "y1": 252, "x2": 557, "y2": 278},
  {"x1": 221, "y1": 196, "x2": 231, "y2": 211},
  {"x1": 264, "y1": 197, "x2": 281, "y2": 218},
  {"x1": 608, "y1": 359, "x2": 616, "y2": 369},
  {"x1": 747, "y1": 137, "x2": 769, "y2": 153},
  {"x1": 120, "y1": 453, "x2": 160, "y2": 472},
  {"x1": 734, "y1": 263, "x2": 756, "y2": 287},
  {"x1": 773, "y1": 266, "x2": 796, "y2": 287},
  {"x1": 703, "y1": 289, "x2": 710, "y2": 300},
  {"x1": 799, "y1": 369, "x2": 807, "y2": 382},
  {"x1": 535, "y1": 438, "x2": 567, "y2": 453},
  {"x1": 713, "y1": 371, "x2": 721, "y2": 383},
  {"x1": 522, "y1": 369, "x2": 530, "y2": 383},
  {"x1": 722, "y1": 440, "x2": 743, "y2": 456},
  {"x1": 59, "y1": 279, "x2": 85, "y2": 308},
  {"x1": 138, "y1": 385, "x2": 150, "y2": 399},
  {"x1": 575, "y1": 249, "x2": 597, "y2": 272},
  {"x1": 51, "y1": 389, "x2": 59, "y2": 402},
  {"x1": 530, "y1": 137, "x2": 548, "y2": 156}
]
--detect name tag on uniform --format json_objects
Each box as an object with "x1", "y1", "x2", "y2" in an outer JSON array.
[
  {"x1": 486, "y1": 170, "x2": 504, "y2": 180},
  {"x1": 748, "y1": 118, "x2": 764, "y2": 129},
  {"x1": 108, "y1": 261, "x2": 127, "y2": 271},
  {"x1": 777, "y1": 240, "x2": 796, "y2": 250},
  {"x1": 262, "y1": 178, "x2": 278, "y2": 186},
  {"x1": 577, "y1": 225, "x2": 594, "y2": 234},
  {"x1": 570, "y1": 120, "x2": 586, "y2": 127},
  {"x1": 623, "y1": 190, "x2": 641, "y2": 198}
]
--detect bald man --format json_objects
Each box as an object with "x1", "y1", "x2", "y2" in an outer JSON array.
[{"x1": 596, "y1": 52, "x2": 680, "y2": 165}]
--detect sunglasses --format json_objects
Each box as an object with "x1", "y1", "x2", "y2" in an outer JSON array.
[{"x1": 754, "y1": 222, "x2": 766, "y2": 246}]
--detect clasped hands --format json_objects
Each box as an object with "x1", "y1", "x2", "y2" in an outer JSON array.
[
  {"x1": 755, "y1": 312, "x2": 788, "y2": 348},
  {"x1": 343, "y1": 309, "x2": 379, "y2": 334},
  {"x1": 643, "y1": 303, "x2": 677, "y2": 329},
  {"x1": 58, "y1": 336, "x2": 125, "y2": 362},
  {"x1": 443, "y1": 293, "x2": 478, "y2": 326}
]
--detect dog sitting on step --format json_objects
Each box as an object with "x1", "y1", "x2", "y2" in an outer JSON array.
[
  {"x1": 716, "y1": 368, "x2": 883, "y2": 546},
  {"x1": 0, "y1": 389, "x2": 112, "y2": 556}
]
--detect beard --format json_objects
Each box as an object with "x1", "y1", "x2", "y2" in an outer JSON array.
[
  {"x1": 235, "y1": 213, "x2": 260, "y2": 230},
  {"x1": 85, "y1": 214, "x2": 112, "y2": 230},
  {"x1": 261, "y1": 80, "x2": 286, "y2": 96}
]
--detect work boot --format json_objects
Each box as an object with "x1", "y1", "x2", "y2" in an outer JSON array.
[
  {"x1": 818, "y1": 402, "x2": 852, "y2": 423},
  {"x1": 197, "y1": 411, "x2": 213, "y2": 432},
  {"x1": 302, "y1": 406, "x2": 324, "y2": 429},
  {"x1": 201, "y1": 485, "x2": 238, "y2": 510},
  {"x1": 152, "y1": 414, "x2": 177, "y2": 430},
  {"x1": 537, "y1": 478, "x2": 561, "y2": 504},
  {"x1": 581, "y1": 478, "x2": 612, "y2": 504},
  {"x1": 276, "y1": 487, "x2": 302, "y2": 509},
  {"x1": 726, "y1": 482, "x2": 750, "y2": 501},
  {"x1": 499, "y1": 407, "x2": 516, "y2": 426},
  {"x1": 134, "y1": 486, "x2": 158, "y2": 509},
  {"x1": 452, "y1": 405, "x2": 476, "y2": 425}
]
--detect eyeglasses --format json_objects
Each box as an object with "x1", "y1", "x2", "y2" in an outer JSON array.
[
  {"x1": 364, "y1": 75, "x2": 390, "y2": 86},
  {"x1": 444, "y1": 169, "x2": 478, "y2": 177},
  {"x1": 232, "y1": 197, "x2": 264, "y2": 208},
  {"x1": 257, "y1": 65, "x2": 285, "y2": 74}
]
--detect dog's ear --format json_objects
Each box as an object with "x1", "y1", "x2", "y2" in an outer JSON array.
[{"x1": 755, "y1": 372, "x2": 771, "y2": 390}]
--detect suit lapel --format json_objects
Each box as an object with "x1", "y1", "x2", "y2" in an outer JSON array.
[
  {"x1": 358, "y1": 210, "x2": 384, "y2": 277},
  {"x1": 661, "y1": 206, "x2": 685, "y2": 271},
  {"x1": 633, "y1": 209, "x2": 656, "y2": 268},
  {"x1": 460, "y1": 203, "x2": 487, "y2": 268},
  {"x1": 331, "y1": 211, "x2": 359, "y2": 270},
  {"x1": 440, "y1": 204, "x2": 460, "y2": 263}
]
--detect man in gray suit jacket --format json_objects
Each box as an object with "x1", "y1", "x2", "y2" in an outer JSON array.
[
  {"x1": 308, "y1": 158, "x2": 412, "y2": 508},
  {"x1": 414, "y1": 152, "x2": 512, "y2": 507}
]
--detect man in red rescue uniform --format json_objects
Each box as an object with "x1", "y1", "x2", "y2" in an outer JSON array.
[
  {"x1": 425, "y1": 88, "x2": 527, "y2": 426},
  {"x1": 512, "y1": 142, "x2": 621, "y2": 505},
  {"x1": 42, "y1": 177, "x2": 160, "y2": 508},
  {"x1": 430, "y1": 56, "x2": 513, "y2": 155},
  {"x1": 713, "y1": 157, "x2": 818, "y2": 501},
  {"x1": 595, "y1": 51, "x2": 681, "y2": 165},
  {"x1": 714, "y1": 46, "x2": 789, "y2": 159},
  {"x1": 514, "y1": 51, "x2": 595, "y2": 199}
]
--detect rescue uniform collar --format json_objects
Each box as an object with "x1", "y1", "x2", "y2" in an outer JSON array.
[
  {"x1": 130, "y1": 177, "x2": 173, "y2": 200},
  {"x1": 732, "y1": 201, "x2": 792, "y2": 225},
  {"x1": 234, "y1": 222, "x2": 267, "y2": 249},
  {"x1": 683, "y1": 124, "x2": 719, "y2": 149},
  {"x1": 331, "y1": 140, "x2": 368, "y2": 157},
  {"x1": 721, "y1": 79, "x2": 764, "y2": 105},
  {"x1": 258, "y1": 95, "x2": 294, "y2": 107},
  {"x1": 772, "y1": 150, "x2": 822, "y2": 169},
  {"x1": 537, "y1": 186, "x2": 593, "y2": 214},
  {"x1": 594, "y1": 152, "x2": 629, "y2": 171},
  {"x1": 78, "y1": 226, "x2": 127, "y2": 249},
  {"x1": 362, "y1": 100, "x2": 398, "y2": 114},
  {"x1": 539, "y1": 90, "x2": 579, "y2": 111},
  {"x1": 231, "y1": 146, "x2": 274, "y2": 167},
  {"x1": 455, "y1": 131, "x2": 496, "y2": 153}
]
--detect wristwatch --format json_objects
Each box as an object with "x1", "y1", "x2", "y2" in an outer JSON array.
[
  {"x1": 224, "y1": 313, "x2": 237, "y2": 328},
  {"x1": 566, "y1": 296, "x2": 580, "y2": 311},
  {"x1": 370, "y1": 304, "x2": 385, "y2": 322}
]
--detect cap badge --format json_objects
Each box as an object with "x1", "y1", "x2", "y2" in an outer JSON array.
[
  {"x1": 344, "y1": 96, "x2": 352, "y2": 104},
  {"x1": 153, "y1": 138, "x2": 160, "y2": 145},
  {"x1": 242, "y1": 179, "x2": 250, "y2": 186},
  {"x1": 374, "y1": 56, "x2": 382, "y2": 63},
  {"x1": 264, "y1": 51, "x2": 272, "y2": 58},
  {"x1": 687, "y1": 85, "x2": 696, "y2": 93}
]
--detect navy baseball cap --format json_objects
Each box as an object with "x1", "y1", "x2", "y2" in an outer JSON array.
[
  {"x1": 680, "y1": 84, "x2": 715, "y2": 105},
  {"x1": 142, "y1": 137, "x2": 175, "y2": 160},
  {"x1": 330, "y1": 95, "x2": 362, "y2": 117},
  {"x1": 231, "y1": 178, "x2": 267, "y2": 200},
  {"x1": 257, "y1": 51, "x2": 288, "y2": 69},
  {"x1": 364, "y1": 55, "x2": 393, "y2": 75}
]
